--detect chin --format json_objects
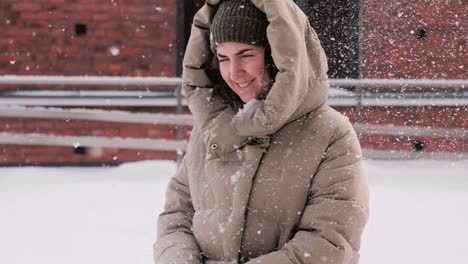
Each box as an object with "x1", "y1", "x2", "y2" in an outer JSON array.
[{"x1": 240, "y1": 96, "x2": 255, "y2": 103}]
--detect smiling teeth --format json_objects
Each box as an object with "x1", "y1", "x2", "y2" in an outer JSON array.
[{"x1": 238, "y1": 80, "x2": 252, "y2": 88}]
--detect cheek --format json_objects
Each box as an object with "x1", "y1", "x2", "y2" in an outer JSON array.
[
  {"x1": 249, "y1": 59, "x2": 266, "y2": 79},
  {"x1": 219, "y1": 64, "x2": 230, "y2": 82}
]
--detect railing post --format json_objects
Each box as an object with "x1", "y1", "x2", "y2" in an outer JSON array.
[
  {"x1": 175, "y1": 84, "x2": 183, "y2": 165},
  {"x1": 355, "y1": 81, "x2": 364, "y2": 140}
]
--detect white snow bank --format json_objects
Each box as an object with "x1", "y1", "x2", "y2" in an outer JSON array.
[
  {"x1": 0, "y1": 160, "x2": 467, "y2": 264},
  {"x1": 361, "y1": 160, "x2": 468, "y2": 264},
  {"x1": 0, "y1": 161, "x2": 176, "y2": 264}
]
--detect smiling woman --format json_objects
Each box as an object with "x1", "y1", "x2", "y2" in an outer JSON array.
[
  {"x1": 210, "y1": 0, "x2": 274, "y2": 104},
  {"x1": 154, "y1": 0, "x2": 369, "y2": 263},
  {"x1": 216, "y1": 43, "x2": 271, "y2": 103}
]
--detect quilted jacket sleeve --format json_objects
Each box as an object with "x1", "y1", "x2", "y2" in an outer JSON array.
[
  {"x1": 246, "y1": 123, "x2": 369, "y2": 264},
  {"x1": 153, "y1": 158, "x2": 203, "y2": 264}
]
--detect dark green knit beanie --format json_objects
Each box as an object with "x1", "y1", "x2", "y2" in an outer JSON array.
[{"x1": 210, "y1": 0, "x2": 269, "y2": 49}]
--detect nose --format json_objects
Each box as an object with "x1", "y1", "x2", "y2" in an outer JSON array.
[{"x1": 229, "y1": 60, "x2": 244, "y2": 81}]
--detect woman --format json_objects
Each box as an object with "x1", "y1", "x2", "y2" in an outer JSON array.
[{"x1": 155, "y1": 0, "x2": 368, "y2": 263}]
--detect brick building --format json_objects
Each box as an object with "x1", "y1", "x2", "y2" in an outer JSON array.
[{"x1": 0, "y1": 0, "x2": 466, "y2": 165}]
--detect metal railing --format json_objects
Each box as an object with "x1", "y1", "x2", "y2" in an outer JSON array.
[
  {"x1": 0, "y1": 76, "x2": 466, "y2": 107},
  {"x1": 0, "y1": 76, "x2": 467, "y2": 160},
  {"x1": 0, "y1": 75, "x2": 182, "y2": 86},
  {"x1": 1, "y1": 75, "x2": 465, "y2": 87}
]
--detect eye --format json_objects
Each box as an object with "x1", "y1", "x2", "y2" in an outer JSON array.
[
  {"x1": 240, "y1": 54, "x2": 254, "y2": 60},
  {"x1": 218, "y1": 57, "x2": 228, "y2": 63}
]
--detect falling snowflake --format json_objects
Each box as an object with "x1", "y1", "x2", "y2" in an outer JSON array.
[
  {"x1": 109, "y1": 47, "x2": 120, "y2": 56},
  {"x1": 231, "y1": 171, "x2": 241, "y2": 184},
  {"x1": 176, "y1": 148, "x2": 183, "y2": 156}
]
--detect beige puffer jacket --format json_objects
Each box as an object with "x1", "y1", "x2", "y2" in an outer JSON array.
[{"x1": 154, "y1": 0, "x2": 369, "y2": 263}]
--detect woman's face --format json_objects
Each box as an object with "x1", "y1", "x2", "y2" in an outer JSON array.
[{"x1": 216, "y1": 42, "x2": 271, "y2": 103}]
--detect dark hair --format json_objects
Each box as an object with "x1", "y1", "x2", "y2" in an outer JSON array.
[{"x1": 211, "y1": 47, "x2": 278, "y2": 109}]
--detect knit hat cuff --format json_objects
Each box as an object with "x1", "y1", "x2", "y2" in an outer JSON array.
[{"x1": 210, "y1": 16, "x2": 268, "y2": 49}]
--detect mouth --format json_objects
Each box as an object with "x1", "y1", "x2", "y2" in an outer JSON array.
[{"x1": 236, "y1": 79, "x2": 255, "y2": 89}]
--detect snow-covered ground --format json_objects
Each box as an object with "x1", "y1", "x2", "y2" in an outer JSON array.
[{"x1": 0, "y1": 159, "x2": 467, "y2": 264}]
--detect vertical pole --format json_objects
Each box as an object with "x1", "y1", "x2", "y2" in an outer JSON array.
[
  {"x1": 356, "y1": 0, "x2": 364, "y2": 140},
  {"x1": 175, "y1": 0, "x2": 185, "y2": 165},
  {"x1": 175, "y1": 0, "x2": 185, "y2": 77},
  {"x1": 351, "y1": 0, "x2": 361, "y2": 80},
  {"x1": 355, "y1": 82, "x2": 364, "y2": 140},
  {"x1": 175, "y1": 84, "x2": 183, "y2": 165}
]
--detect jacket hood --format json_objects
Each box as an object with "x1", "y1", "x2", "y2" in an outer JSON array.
[{"x1": 183, "y1": 0, "x2": 329, "y2": 154}]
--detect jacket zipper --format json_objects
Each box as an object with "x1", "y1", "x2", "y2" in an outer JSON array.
[{"x1": 237, "y1": 143, "x2": 269, "y2": 263}]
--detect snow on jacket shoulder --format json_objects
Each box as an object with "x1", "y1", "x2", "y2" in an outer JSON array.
[{"x1": 154, "y1": 0, "x2": 368, "y2": 263}]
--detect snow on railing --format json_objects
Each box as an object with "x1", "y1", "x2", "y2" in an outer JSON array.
[
  {"x1": 0, "y1": 106, "x2": 465, "y2": 139},
  {"x1": 0, "y1": 76, "x2": 466, "y2": 106},
  {"x1": 362, "y1": 149, "x2": 466, "y2": 160},
  {"x1": 1, "y1": 76, "x2": 466, "y2": 159},
  {"x1": 0, "y1": 75, "x2": 466, "y2": 88},
  {"x1": 331, "y1": 78, "x2": 467, "y2": 89},
  {"x1": 0, "y1": 106, "x2": 194, "y2": 125},
  {"x1": 0, "y1": 132, "x2": 187, "y2": 152},
  {"x1": 354, "y1": 124, "x2": 466, "y2": 139},
  {"x1": 0, "y1": 75, "x2": 181, "y2": 86},
  {"x1": 0, "y1": 132, "x2": 465, "y2": 160}
]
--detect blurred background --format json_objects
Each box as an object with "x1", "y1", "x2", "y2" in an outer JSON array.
[{"x1": 0, "y1": 0, "x2": 465, "y2": 165}]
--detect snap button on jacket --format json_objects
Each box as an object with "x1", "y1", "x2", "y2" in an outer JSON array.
[{"x1": 154, "y1": 1, "x2": 369, "y2": 263}]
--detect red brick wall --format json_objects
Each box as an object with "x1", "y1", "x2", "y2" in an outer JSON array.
[
  {"x1": 1, "y1": 104, "x2": 465, "y2": 165},
  {"x1": 0, "y1": 110, "x2": 193, "y2": 165},
  {"x1": 0, "y1": 0, "x2": 180, "y2": 165},
  {"x1": 0, "y1": 0, "x2": 176, "y2": 77},
  {"x1": 336, "y1": 106, "x2": 467, "y2": 154},
  {"x1": 360, "y1": 0, "x2": 466, "y2": 79},
  {"x1": 357, "y1": 0, "x2": 466, "y2": 157},
  {"x1": 0, "y1": 145, "x2": 178, "y2": 166}
]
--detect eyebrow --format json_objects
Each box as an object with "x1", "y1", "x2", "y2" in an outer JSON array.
[{"x1": 217, "y1": 48, "x2": 255, "y2": 58}]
